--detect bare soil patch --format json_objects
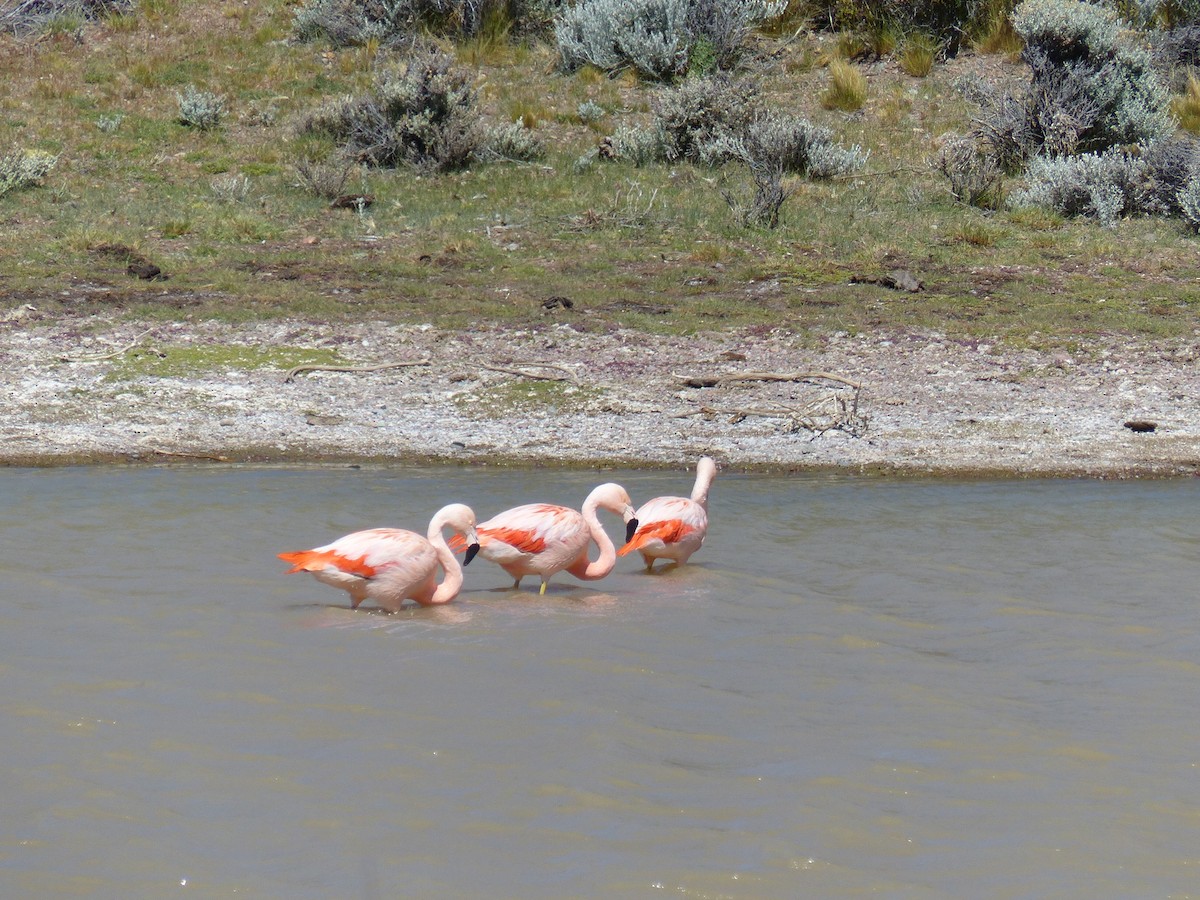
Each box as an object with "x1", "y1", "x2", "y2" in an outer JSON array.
[{"x1": 3, "y1": 303, "x2": 1199, "y2": 477}]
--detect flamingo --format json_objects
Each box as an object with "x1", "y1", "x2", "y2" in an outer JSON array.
[
  {"x1": 619, "y1": 456, "x2": 716, "y2": 570},
  {"x1": 452, "y1": 483, "x2": 638, "y2": 594},
  {"x1": 278, "y1": 503, "x2": 480, "y2": 611}
]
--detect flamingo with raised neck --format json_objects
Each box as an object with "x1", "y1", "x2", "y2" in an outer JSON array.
[{"x1": 619, "y1": 456, "x2": 716, "y2": 570}]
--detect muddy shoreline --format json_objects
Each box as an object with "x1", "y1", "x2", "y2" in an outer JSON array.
[{"x1": 4, "y1": 313, "x2": 1199, "y2": 478}]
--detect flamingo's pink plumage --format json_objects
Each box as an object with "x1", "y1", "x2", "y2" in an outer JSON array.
[
  {"x1": 619, "y1": 456, "x2": 716, "y2": 570},
  {"x1": 279, "y1": 503, "x2": 480, "y2": 611},
  {"x1": 452, "y1": 483, "x2": 637, "y2": 594}
]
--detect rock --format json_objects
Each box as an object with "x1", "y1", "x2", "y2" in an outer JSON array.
[
  {"x1": 850, "y1": 269, "x2": 925, "y2": 293},
  {"x1": 330, "y1": 194, "x2": 374, "y2": 210}
]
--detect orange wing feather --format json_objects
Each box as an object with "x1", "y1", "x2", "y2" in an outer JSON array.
[
  {"x1": 277, "y1": 549, "x2": 376, "y2": 578},
  {"x1": 619, "y1": 519, "x2": 694, "y2": 555},
  {"x1": 448, "y1": 526, "x2": 546, "y2": 555},
  {"x1": 481, "y1": 526, "x2": 547, "y2": 554}
]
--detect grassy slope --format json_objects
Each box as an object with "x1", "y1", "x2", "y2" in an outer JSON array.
[{"x1": 1, "y1": 0, "x2": 1198, "y2": 348}]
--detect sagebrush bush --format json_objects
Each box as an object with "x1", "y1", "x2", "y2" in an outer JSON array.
[
  {"x1": 608, "y1": 122, "x2": 671, "y2": 165},
  {"x1": 293, "y1": 157, "x2": 355, "y2": 199},
  {"x1": 482, "y1": 120, "x2": 546, "y2": 161},
  {"x1": 0, "y1": 147, "x2": 57, "y2": 197},
  {"x1": 1179, "y1": 175, "x2": 1200, "y2": 230},
  {"x1": 702, "y1": 112, "x2": 869, "y2": 178},
  {"x1": 934, "y1": 132, "x2": 1005, "y2": 207},
  {"x1": 555, "y1": 0, "x2": 689, "y2": 79},
  {"x1": 1009, "y1": 147, "x2": 1147, "y2": 225},
  {"x1": 1009, "y1": 136, "x2": 1200, "y2": 224},
  {"x1": 293, "y1": 0, "x2": 554, "y2": 44},
  {"x1": 1009, "y1": 0, "x2": 1172, "y2": 152},
  {"x1": 576, "y1": 99, "x2": 606, "y2": 123},
  {"x1": 554, "y1": 0, "x2": 783, "y2": 79},
  {"x1": 653, "y1": 76, "x2": 760, "y2": 162},
  {"x1": 720, "y1": 153, "x2": 791, "y2": 228},
  {"x1": 176, "y1": 85, "x2": 226, "y2": 130},
  {"x1": 300, "y1": 49, "x2": 482, "y2": 171},
  {"x1": 0, "y1": 0, "x2": 132, "y2": 36},
  {"x1": 804, "y1": 0, "x2": 989, "y2": 54}
]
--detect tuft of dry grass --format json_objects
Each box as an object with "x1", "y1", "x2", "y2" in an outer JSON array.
[
  {"x1": 973, "y1": 0, "x2": 1023, "y2": 57},
  {"x1": 1172, "y1": 71, "x2": 1200, "y2": 133},
  {"x1": 821, "y1": 59, "x2": 868, "y2": 112},
  {"x1": 899, "y1": 33, "x2": 938, "y2": 78}
]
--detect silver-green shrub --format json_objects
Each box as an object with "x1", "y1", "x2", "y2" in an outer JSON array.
[
  {"x1": 1009, "y1": 136, "x2": 1200, "y2": 225},
  {"x1": 556, "y1": 0, "x2": 688, "y2": 79},
  {"x1": 300, "y1": 49, "x2": 482, "y2": 171},
  {"x1": 176, "y1": 85, "x2": 226, "y2": 130},
  {"x1": 1009, "y1": 148, "x2": 1147, "y2": 225},
  {"x1": 554, "y1": 0, "x2": 783, "y2": 79},
  {"x1": 1009, "y1": 0, "x2": 1172, "y2": 153},
  {"x1": 293, "y1": 0, "x2": 555, "y2": 44},
  {"x1": 702, "y1": 113, "x2": 868, "y2": 178},
  {"x1": 1179, "y1": 176, "x2": 1200, "y2": 231},
  {"x1": 0, "y1": 147, "x2": 57, "y2": 197},
  {"x1": 482, "y1": 121, "x2": 546, "y2": 161},
  {"x1": 609, "y1": 123, "x2": 671, "y2": 166},
  {"x1": 576, "y1": 99, "x2": 606, "y2": 124},
  {"x1": 1, "y1": 0, "x2": 132, "y2": 37},
  {"x1": 934, "y1": 132, "x2": 1005, "y2": 207},
  {"x1": 653, "y1": 77, "x2": 759, "y2": 162}
]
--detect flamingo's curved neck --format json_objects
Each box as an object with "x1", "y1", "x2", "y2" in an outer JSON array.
[
  {"x1": 691, "y1": 463, "x2": 716, "y2": 510},
  {"x1": 427, "y1": 526, "x2": 463, "y2": 605},
  {"x1": 571, "y1": 499, "x2": 617, "y2": 581}
]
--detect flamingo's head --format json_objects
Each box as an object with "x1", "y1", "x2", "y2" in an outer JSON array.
[
  {"x1": 434, "y1": 503, "x2": 481, "y2": 564},
  {"x1": 589, "y1": 483, "x2": 639, "y2": 542}
]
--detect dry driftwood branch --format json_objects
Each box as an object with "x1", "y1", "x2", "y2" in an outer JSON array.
[
  {"x1": 675, "y1": 369, "x2": 863, "y2": 390},
  {"x1": 142, "y1": 447, "x2": 231, "y2": 462},
  {"x1": 58, "y1": 328, "x2": 158, "y2": 363},
  {"x1": 475, "y1": 360, "x2": 579, "y2": 383},
  {"x1": 674, "y1": 394, "x2": 867, "y2": 437},
  {"x1": 283, "y1": 358, "x2": 432, "y2": 383},
  {"x1": 672, "y1": 367, "x2": 867, "y2": 436}
]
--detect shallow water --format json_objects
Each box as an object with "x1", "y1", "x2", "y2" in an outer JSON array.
[{"x1": 2, "y1": 465, "x2": 1199, "y2": 898}]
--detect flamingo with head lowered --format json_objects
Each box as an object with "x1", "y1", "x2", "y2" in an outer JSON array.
[
  {"x1": 451, "y1": 483, "x2": 638, "y2": 594},
  {"x1": 619, "y1": 456, "x2": 716, "y2": 571},
  {"x1": 278, "y1": 503, "x2": 480, "y2": 611}
]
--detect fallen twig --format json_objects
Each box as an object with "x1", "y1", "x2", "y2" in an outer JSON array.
[
  {"x1": 475, "y1": 360, "x2": 579, "y2": 382},
  {"x1": 284, "y1": 358, "x2": 432, "y2": 383},
  {"x1": 673, "y1": 394, "x2": 866, "y2": 437},
  {"x1": 59, "y1": 328, "x2": 158, "y2": 363},
  {"x1": 141, "y1": 447, "x2": 230, "y2": 462},
  {"x1": 674, "y1": 370, "x2": 863, "y2": 390},
  {"x1": 671, "y1": 367, "x2": 867, "y2": 436}
]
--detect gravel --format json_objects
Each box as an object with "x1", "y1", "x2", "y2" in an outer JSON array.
[{"x1": 4, "y1": 312, "x2": 1199, "y2": 477}]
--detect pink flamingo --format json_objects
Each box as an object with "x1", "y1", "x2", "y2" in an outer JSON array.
[
  {"x1": 278, "y1": 503, "x2": 480, "y2": 611},
  {"x1": 619, "y1": 456, "x2": 717, "y2": 570},
  {"x1": 452, "y1": 483, "x2": 638, "y2": 594}
]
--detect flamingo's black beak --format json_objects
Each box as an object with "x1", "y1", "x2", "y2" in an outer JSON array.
[
  {"x1": 464, "y1": 543, "x2": 481, "y2": 566},
  {"x1": 625, "y1": 518, "x2": 639, "y2": 543}
]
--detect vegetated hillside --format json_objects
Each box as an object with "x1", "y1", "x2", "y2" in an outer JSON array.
[{"x1": 0, "y1": 0, "x2": 1197, "y2": 347}]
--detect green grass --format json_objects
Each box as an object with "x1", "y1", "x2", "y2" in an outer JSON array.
[
  {"x1": 0, "y1": 3, "x2": 1197, "y2": 350},
  {"x1": 454, "y1": 378, "x2": 607, "y2": 418}
]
